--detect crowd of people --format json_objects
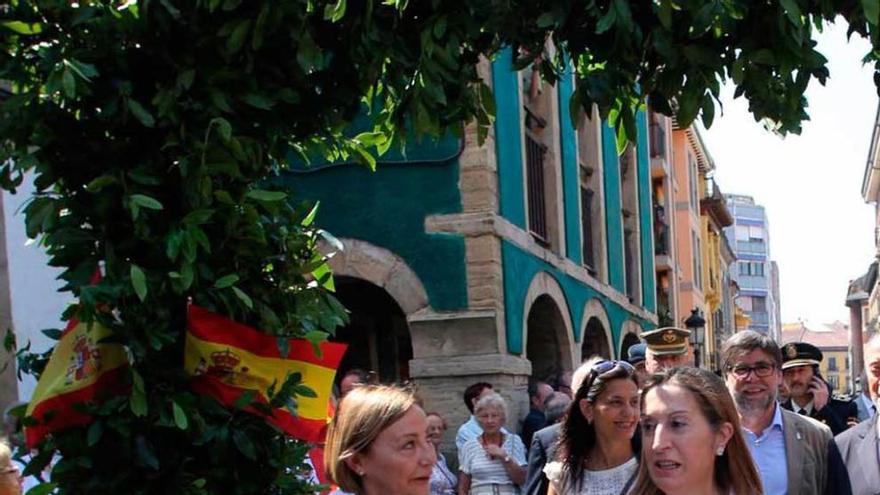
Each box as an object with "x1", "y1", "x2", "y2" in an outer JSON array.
[{"x1": 325, "y1": 328, "x2": 880, "y2": 495}]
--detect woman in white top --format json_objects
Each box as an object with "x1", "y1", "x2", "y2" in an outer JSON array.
[
  {"x1": 545, "y1": 357, "x2": 640, "y2": 495},
  {"x1": 458, "y1": 392, "x2": 526, "y2": 495}
]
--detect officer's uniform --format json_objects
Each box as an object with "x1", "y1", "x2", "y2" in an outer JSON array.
[{"x1": 780, "y1": 342, "x2": 858, "y2": 436}]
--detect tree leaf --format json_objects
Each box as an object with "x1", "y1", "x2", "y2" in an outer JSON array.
[
  {"x1": 302, "y1": 202, "x2": 320, "y2": 227},
  {"x1": 780, "y1": 0, "x2": 803, "y2": 25},
  {"x1": 130, "y1": 369, "x2": 148, "y2": 417},
  {"x1": 232, "y1": 429, "x2": 257, "y2": 460},
  {"x1": 863, "y1": 0, "x2": 879, "y2": 26},
  {"x1": 130, "y1": 264, "x2": 148, "y2": 302},
  {"x1": 87, "y1": 421, "x2": 104, "y2": 446},
  {"x1": 2, "y1": 21, "x2": 42, "y2": 35},
  {"x1": 232, "y1": 286, "x2": 253, "y2": 309},
  {"x1": 246, "y1": 189, "x2": 287, "y2": 201},
  {"x1": 172, "y1": 401, "x2": 188, "y2": 430},
  {"x1": 86, "y1": 175, "x2": 118, "y2": 192},
  {"x1": 214, "y1": 274, "x2": 239, "y2": 289},
  {"x1": 127, "y1": 99, "x2": 156, "y2": 127},
  {"x1": 226, "y1": 19, "x2": 252, "y2": 54},
  {"x1": 62, "y1": 68, "x2": 76, "y2": 98},
  {"x1": 130, "y1": 194, "x2": 164, "y2": 210}
]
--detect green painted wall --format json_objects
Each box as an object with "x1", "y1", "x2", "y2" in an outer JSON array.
[
  {"x1": 558, "y1": 69, "x2": 581, "y2": 265},
  {"x1": 601, "y1": 125, "x2": 625, "y2": 292},
  {"x1": 636, "y1": 111, "x2": 657, "y2": 312},
  {"x1": 280, "y1": 162, "x2": 468, "y2": 311},
  {"x1": 502, "y1": 240, "x2": 652, "y2": 356},
  {"x1": 493, "y1": 47, "x2": 527, "y2": 229}
]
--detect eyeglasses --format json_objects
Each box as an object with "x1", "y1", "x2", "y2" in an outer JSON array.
[{"x1": 727, "y1": 362, "x2": 777, "y2": 379}]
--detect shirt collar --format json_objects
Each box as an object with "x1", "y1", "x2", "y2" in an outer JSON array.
[
  {"x1": 771, "y1": 403, "x2": 784, "y2": 430},
  {"x1": 793, "y1": 399, "x2": 814, "y2": 415}
]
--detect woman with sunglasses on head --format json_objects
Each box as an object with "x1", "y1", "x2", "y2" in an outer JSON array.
[
  {"x1": 544, "y1": 357, "x2": 641, "y2": 495},
  {"x1": 632, "y1": 367, "x2": 762, "y2": 495}
]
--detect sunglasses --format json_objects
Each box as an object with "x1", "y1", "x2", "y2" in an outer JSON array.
[{"x1": 591, "y1": 359, "x2": 635, "y2": 375}]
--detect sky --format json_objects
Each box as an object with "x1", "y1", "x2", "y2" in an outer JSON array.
[{"x1": 701, "y1": 20, "x2": 878, "y2": 326}]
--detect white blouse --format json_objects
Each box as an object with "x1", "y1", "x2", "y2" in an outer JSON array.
[{"x1": 543, "y1": 457, "x2": 637, "y2": 495}]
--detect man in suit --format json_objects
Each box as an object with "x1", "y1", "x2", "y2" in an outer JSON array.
[
  {"x1": 721, "y1": 331, "x2": 851, "y2": 495},
  {"x1": 522, "y1": 361, "x2": 593, "y2": 495},
  {"x1": 836, "y1": 334, "x2": 880, "y2": 495},
  {"x1": 853, "y1": 372, "x2": 877, "y2": 423},
  {"x1": 780, "y1": 342, "x2": 858, "y2": 436},
  {"x1": 520, "y1": 380, "x2": 553, "y2": 450}
]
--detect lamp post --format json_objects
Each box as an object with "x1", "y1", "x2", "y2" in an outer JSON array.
[{"x1": 685, "y1": 308, "x2": 706, "y2": 368}]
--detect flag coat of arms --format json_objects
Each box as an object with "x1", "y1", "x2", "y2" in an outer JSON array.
[
  {"x1": 25, "y1": 318, "x2": 129, "y2": 448},
  {"x1": 185, "y1": 305, "x2": 346, "y2": 444}
]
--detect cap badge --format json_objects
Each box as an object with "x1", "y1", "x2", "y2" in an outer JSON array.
[
  {"x1": 662, "y1": 331, "x2": 676, "y2": 343},
  {"x1": 785, "y1": 344, "x2": 797, "y2": 359}
]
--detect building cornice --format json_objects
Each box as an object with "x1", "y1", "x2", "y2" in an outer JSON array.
[{"x1": 862, "y1": 102, "x2": 880, "y2": 202}]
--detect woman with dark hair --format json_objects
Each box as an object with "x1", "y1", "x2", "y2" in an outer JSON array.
[
  {"x1": 632, "y1": 367, "x2": 763, "y2": 495},
  {"x1": 545, "y1": 357, "x2": 641, "y2": 495}
]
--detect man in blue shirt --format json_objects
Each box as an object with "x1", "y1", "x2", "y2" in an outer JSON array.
[{"x1": 720, "y1": 331, "x2": 851, "y2": 495}]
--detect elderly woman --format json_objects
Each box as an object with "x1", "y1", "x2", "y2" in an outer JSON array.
[
  {"x1": 325, "y1": 385, "x2": 437, "y2": 495},
  {"x1": 545, "y1": 357, "x2": 640, "y2": 495},
  {"x1": 632, "y1": 367, "x2": 763, "y2": 495},
  {"x1": 426, "y1": 412, "x2": 457, "y2": 495},
  {"x1": 458, "y1": 392, "x2": 526, "y2": 495},
  {"x1": 0, "y1": 440, "x2": 21, "y2": 495}
]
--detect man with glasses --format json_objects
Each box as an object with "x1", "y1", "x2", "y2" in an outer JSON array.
[{"x1": 720, "y1": 331, "x2": 851, "y2": 495}]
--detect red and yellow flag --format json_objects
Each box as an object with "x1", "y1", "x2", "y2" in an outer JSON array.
[
  {"x1": 24, "y1": 318, "x2": 129, "y2": 448},
  {"x1": 185, "y1": 305, "x2": 346, "y2": 443}
]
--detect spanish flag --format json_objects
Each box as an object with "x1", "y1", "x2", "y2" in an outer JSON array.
[
  {"x1": 24, "y1": 318, "x2": 129, "y2": 448},
  {"x1": 184, "y1": 305, "x2": 346, "y2": 443}
]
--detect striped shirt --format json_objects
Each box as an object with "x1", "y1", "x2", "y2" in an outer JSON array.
[{"x1": 459, "y1": 433, "x2": 527, "y2": 488}]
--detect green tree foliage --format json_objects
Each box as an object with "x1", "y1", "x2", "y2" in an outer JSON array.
[{"x1": 0, "y1": 0, "x2": 878, "y2": 493}]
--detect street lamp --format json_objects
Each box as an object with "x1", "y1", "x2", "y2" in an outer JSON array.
[{"x1": 685, "y1": 308, "x2": 706, "y2": 367}]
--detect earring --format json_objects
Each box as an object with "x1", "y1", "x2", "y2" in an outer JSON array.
[
  {"x1": 358, "y1": 470, "x2": 365, "y2": 476},
  {"x1": 715, "y1": 446, "x2": 725, "y2": 456}
]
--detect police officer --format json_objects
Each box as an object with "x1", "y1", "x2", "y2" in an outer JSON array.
[
  {"x1": 780, "y1": 342, "x2": 858, "y2": 436},
  {"x1": 641, "y1": 327, "x2": 692, "y2": 373}
]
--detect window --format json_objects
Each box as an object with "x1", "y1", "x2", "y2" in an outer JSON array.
[
  {"x1": 621, "y1": 145, "x2": 641, "y2": 304},
  {"x1": 521, "y1": 61, "x2": 561, "y2": 252},
  {"x1": 752, "y1": 296, "x2": 767, "y2": 312},
  {"x1": 753, "y1": 262, "x2": 764, "y2": 276},
  {"x1": 828, "y1": 357, "x2": 838, "y2": 372},
  {"x1": 827, "y1": 375, "x2": 839, "y2": 390},
  {"x1": 577, "y1": 106, "x2": 606, "y2": 281},
  {"x1": 735, "y1": 225, "x2": 750, "y2": 241},
  {"x1": 738, "y1": 296, "x2": 753, "y2": 311},
  {"x1": 749, "y1": 226, "x2": 764, "y2": 240},
  {"x1": 692, "y1": 231, "x2": 703, "y2": 290},
  {"x1": 688, "y1": 154, "x2": 698, "y2": 209}
]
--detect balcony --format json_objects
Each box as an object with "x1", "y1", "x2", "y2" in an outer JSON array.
[
  {"x1": 650, "y1": 123, "x2": 666, "y2": 158},
  {"x1": 650, "y1": 123, "x2": 670, "y2": 179},
  {"x1": 748, "y1": 311, "x2": 770, "y2": 325},
  {"x1": 736, "y1": 240, "x2": 767, "y2": 255}
]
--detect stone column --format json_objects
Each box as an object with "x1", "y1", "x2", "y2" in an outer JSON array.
[{"x1": 848, "y1": 300, "x2": 865, "y2": 390}]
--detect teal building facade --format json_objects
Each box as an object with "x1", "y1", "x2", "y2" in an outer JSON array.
[{"x1": 282, "y1": 52, "x2": 657, "y2": 438}]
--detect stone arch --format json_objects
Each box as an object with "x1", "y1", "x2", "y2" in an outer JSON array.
[
  {"x1": 522, "y1": 272, "x2": 576, "y2": 380},
  {"x1": 579, "y1": 298, "x2": 613, "y2": 361},
  {"x1": 321, "y1": 238, "x2": 428, "y2": 385},
  {"x1": 324, "y1": 238, "x2": 430, "y2": 317},
  {"x1": 619, "y1": 320, "x2": 643, "y2": 360}
]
